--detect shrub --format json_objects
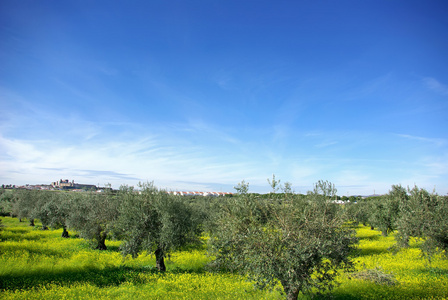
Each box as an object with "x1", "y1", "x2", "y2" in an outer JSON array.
[{"x1": 353, "y1": 266, "x2": 398, "y2": 286}]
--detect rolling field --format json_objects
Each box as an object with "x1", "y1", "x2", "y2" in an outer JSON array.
[{"x1": 1, "y1": 217, "x2": 447, "y2": 299}]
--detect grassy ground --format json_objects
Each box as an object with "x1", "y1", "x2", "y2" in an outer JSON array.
[
  {"x1": 1, "y1": 217, "x2": 447, "y2": 299},
  {"x1": 328, "y1": 226, "x2": 448, "y2": 299}
]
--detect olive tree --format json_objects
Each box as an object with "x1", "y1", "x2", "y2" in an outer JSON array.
[
  {"x1": 234, "y1": 180, "x2": 249, "y2": 195},
  {"x1": 30, "y1": 190, "x2": 52, "y2": 230},
  {"x1": 35, "y1": 191, "x2": 72, "y2": 237},
  {"x1": 11, "y1": 189, "x2": 37, "y2": 226},
  {"x1": 310, "y1": 179, "x2": 337, "y2": 200},
  {"x1": 209, "y1": 181, "x2": 357, "y2": 300},
  {"x1": 345, "y1": 199, "x2": 371, "y2": 227},
  {"x1": 67, "y1": 189, "x2": 119, "y2": 250},
  {"x1": 368, "y1": 185, "x2": 403, "y2": 237},
  {"x1": 368, "y1": 197, "x2": 398, "y2": 236},
  {"x1": 396, "y1": 186, "x2": 448, "y2": 260},
  {"x1": 0, "y1": 189, "x2": 15, "y2": 216},
  {"x1": 115, "y1": 182, "x2": 203, "y2": 271},
  {"x1": 282, "y1": 181, "x2": 293, "y2": 194},
  {"x1": 267, "y1": 174, "x2": 281, "y2": 194}
]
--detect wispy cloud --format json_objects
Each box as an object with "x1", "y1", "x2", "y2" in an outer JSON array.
[
  {"x1": 0, "y1": 117, "x2": 258, "y2": 190},
  {"x1": 315, "y1": 140, "x2": 338, "y2": 148},
  {"x1": 342, "y1": 73, "x2": 394, "y2": 102},
  {"x1": 2, "y1": 127, "x2": 447, "y2": 195},
  {"x1": 422, "y1": 154, "x2": 448, "y2": 177},
  {"x1": 1, "y1": 86, "x2": 447, "y2": 195},
  {"x1": 75, "y1": 170, "x2": 140, "y2": 181},
  {"x1": 38, "y1": 167, "x2": 68, "y2": 172},
  {"x1": 0, "y1": 135, "x2": 45, "y2": 162},
  {"x1": 423, "y1": 77, "x2": 448, "y2": 96},
  {"x1": 396, "y1": 134, "x2": 446, "y2": 146}
]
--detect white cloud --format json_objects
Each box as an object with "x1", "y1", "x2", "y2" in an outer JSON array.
[
  {"x1": 396, "y1": 134, "x2": 446, "y2": 147},
  {"x1": 315, "y1": 140, "x2": 338, "y2": 148},
  {"x1": 423, "y1": 77, "x2": 448, "y2": 96},
  {"x1": 2, "y1": 129, "x2": 446, "y2": 195},
  {"x1": 0, "y1": 126, "x2": 257, "y2": 190},
  {"x1": 0, "y1": 135, "x2": 45, "y2": 163},
  {"x1": 1, "y1": 91, "x2": 447, "y2": 195},
  {"x1": 290, "y1": 164, "x2": 319, "y2": 186}
]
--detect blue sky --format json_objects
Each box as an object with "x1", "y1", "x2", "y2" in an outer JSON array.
[{"x1": 1, "y1": 0, "x2": 447, "y2": 195}]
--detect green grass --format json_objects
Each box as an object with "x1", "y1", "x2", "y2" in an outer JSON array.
[
  {"x1": 0, "y1": 217, "x2": 280, "y2": 299},
  {"x1": 1, "y1": 217, "x2": 447, "y2": 299},
  {"x1": 327, "y1": 226, "x2": 448, "y2": 299}
]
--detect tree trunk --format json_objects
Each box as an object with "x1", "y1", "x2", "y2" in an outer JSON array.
[
  {"x1": 381, "y1": 229, "x2": 388, "y2": 237},
  {"x1": 41, "y1": 225, "x2": 49, "y2": 230},
  {"x1": 403, "y1": 236, "x2": 409, "y2": 248},
  {"x1": 400, "y1": 235, "x2": 409, "y2": 248},
  {"x1": 29, "y1": 218, "x2": 35, "y2": 226},
  {"x1": 95, "y1": 231, "x2": 107, "y2": 250},
  {"x1": 61, "y1": 226, "x2": 69, "y2": 238},
  {"x1": 155, "y1": 247, "x2": 166, "y2": 272},
  {"x1": 286, "y1": 289, "x2": 300, "y2": 300},
  {"x1": 282, "y1": 281, "x2": 300, "y2": 300},
  {"x1": 370, "y1": 226, "x2": 374, "y2": 230}
]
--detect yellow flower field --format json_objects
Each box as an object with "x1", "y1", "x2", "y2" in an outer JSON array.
[
  {"x1": 328, "y1": 226, "x2": 448, "y2": 299},
  {"x1": 1, "y1": 217, "x2": 447, "y2": 299}
]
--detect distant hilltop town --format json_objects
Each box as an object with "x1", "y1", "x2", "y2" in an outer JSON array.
[
  {"x1": 2, "y1": 179, "x2": 100, "y2": 191},
  {"x1": 51, "y1": 179, "x2": 97, "y2": 191},
  {"x1": 1, "y1": 179, "x2": 233, "y2": 196}
]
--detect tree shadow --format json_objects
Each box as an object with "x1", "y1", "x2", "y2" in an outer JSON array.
[
  {"x1": 312, "y1": 293, "x2": 364, "y2": 300},
  {"x1": 353, "y1": 247, "x2": 389, "y2": 257},
  {"x1": 0, "y1": 229, "x2": 45, "y2": 241},
  {"x1": 0, "y1": 264, "x2": 207, "y2": 291},
  {"x1": 103, "y1": 244, "x2": 121, "y2": 252},
  {"x1": 358, "y1": 234, "x2": 381, "y2": 241},
  {"x1": 416, "y1": 267, "x2": 448, "y2": 278}
]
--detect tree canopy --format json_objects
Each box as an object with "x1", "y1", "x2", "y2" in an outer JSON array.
[
  {"x1": 115, "y1": 182, "x2": 203, "y2": 271},
  {"x1": 209, "y1": 180, "x2": 357, "y2": 300}
]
